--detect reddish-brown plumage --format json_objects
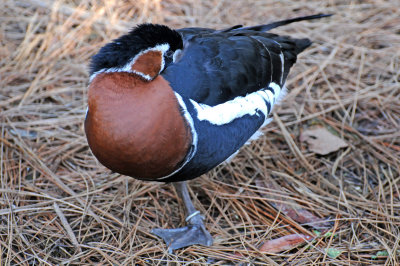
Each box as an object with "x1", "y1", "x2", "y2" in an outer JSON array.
[
  {"x1": 85, "y1": 72, "x2": 192, "y2": 180},
  {"x1": 131, "y1": 51, "x2": 162, "y2": 79}
]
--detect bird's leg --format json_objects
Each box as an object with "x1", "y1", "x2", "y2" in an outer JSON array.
[{"x1": 151, "y1": 181, "x2": 213, "y2": 253}]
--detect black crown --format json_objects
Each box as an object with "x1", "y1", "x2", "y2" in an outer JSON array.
[{"x1": 90, "y1": 24, "x2": 183, "y2": 75}]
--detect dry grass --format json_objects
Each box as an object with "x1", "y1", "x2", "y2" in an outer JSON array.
[{"x1": 1, "y1": 0, "x2": 400, "y2": 264}]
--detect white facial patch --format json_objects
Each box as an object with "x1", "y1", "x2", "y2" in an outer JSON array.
[
  {"x1": 89, "y1": 43, "x2": 170, "y2": 82},
  {"x1": 173, "y1": 49, "x2": 182, "y2": 63},
  {"x1": 190, "y1": 82, "x2": 282, "y2": 126}
]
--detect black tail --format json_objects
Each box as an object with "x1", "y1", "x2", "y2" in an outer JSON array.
[
  {"x1": 236, "y1": 13, "x2": 332, "y2": 32},
  {"x1": 293, "y1": 38, "x2": 312, "y2": 54}
]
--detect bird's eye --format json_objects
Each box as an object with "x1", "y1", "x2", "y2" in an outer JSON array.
[{"x1": 165, "y1": 50, "x2": 174, "y2": 58}]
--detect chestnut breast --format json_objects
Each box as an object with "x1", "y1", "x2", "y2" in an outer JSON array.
[{"x1": 85, "y1": 72, "x2": 192, "y2": 180}]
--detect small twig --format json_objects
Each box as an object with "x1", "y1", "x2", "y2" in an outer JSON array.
[{"x1": 53, "y1": 202, "x2": 82, "y2": 253}]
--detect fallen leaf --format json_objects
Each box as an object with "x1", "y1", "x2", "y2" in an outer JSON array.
[
  {"x1": 372, "y1": 250, "x2": 389, "y2": 259},
  {"x1": 300, "y1": 127, "x2": 348, "y2": 155},
  {"x1": 256, "y1": 179, "x2": 332, "y2": 229},
  {"x1": 259, "y1": 234, "x2": 313, "y2": 253},
  {"x1": 376, "y1": 250, "x2": 389, "y2": 256},
  {"x1": 326, "y1": 248, "x2": 342, "y2": 258},
  {"x1": 314, "y1": 230, "x2": 321, "y2": 236}
]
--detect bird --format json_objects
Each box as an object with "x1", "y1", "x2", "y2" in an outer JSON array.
[{"x1": 85, "y1": 13, "x2": 331, "y2": 252}]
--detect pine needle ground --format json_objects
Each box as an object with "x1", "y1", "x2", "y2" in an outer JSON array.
[{"x1": 1, "y1": 0, "x2": 399, "y2": 264}]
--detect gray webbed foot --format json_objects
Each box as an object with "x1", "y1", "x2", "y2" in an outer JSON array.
[
  {"x1": 151, "y1": 213, "x2": 213, "y2": 252},
  {"x1": 151, "y1": 181, "x2": 213, "y2": 253}
]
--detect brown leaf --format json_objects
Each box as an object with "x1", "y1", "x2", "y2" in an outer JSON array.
[
  {"x1": 300, "y1": 127, "x2": 348, "y2": 155},
  {"x1": 256, "y1": 179, "x2": 331, "y2": 229},
  {"x1": 259, "y1": 234, "x2": 313, "y2": 253},
  {"x1": 278, "y1": 205, "x2": 330, "y2": 227}
]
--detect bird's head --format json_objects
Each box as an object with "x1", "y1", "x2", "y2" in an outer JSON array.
[{"x1": 89, "y1": 24, "x2": 183, "y2": 82}]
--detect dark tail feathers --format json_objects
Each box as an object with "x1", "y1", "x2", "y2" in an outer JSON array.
[
  {"x1": 236, "y1": 13, "x2": 332, "y2": 32},
  {"x1": 293, "y1": 38, "x2": 312, "y2": 54}
]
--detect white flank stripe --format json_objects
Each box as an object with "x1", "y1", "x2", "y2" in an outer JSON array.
[
  {"x1": 269, "y1": 82, "x2": 281, "y2": 102},
  {"x1": 274, "y1": 85, "x2": 287, "y2": 106},
  {"x1": 245, "y1": 83, "x2": 285, "y2": 144},
  {"x1": 191, "y1": 82, "x2": 282, "y2": 126},
  {"x1": 89, "y1": 43, "x2": 170, "y2": 82}
]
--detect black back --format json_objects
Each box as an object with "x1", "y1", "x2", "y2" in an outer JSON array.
[
  {"x1": 163, "y1": 31, "x2": 309, "y2": 105},
  {"x1": 162, "y1": 14, "x2": 331, "y2": 106}
]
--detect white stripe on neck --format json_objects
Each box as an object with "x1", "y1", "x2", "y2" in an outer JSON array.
[
  {"x1": 89, "y1": 43, "x2": 170, "y2": 82},
  {"x1": 157, "y1": 93, "x2": 198, "y2": 180}
]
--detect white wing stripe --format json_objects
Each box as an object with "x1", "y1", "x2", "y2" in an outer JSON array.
[{"x1": 190, "y1": 82, "x2": 282, "y2": 126}]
